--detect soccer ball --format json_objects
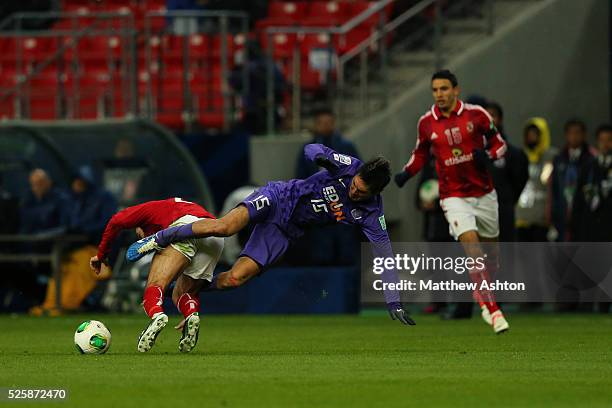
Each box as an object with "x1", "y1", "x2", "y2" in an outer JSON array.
[
  {"x1": 74, "y1": 320, "x2": 111, "y2": 354},
  {"x1": 419, "y1": 179, "x2": 440, "y2": 203}
]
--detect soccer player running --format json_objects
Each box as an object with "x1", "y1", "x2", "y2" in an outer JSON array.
[
  {"x1": 89, "y1": 198, "x2": 224, "y2": 352},
  {"x1": 126, "y1": 145, "x2": 415, "y2": 326},
  {"x1": 394, "y1": 70, "x2": 509, "y2": 334}
]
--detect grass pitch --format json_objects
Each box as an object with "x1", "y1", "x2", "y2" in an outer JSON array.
[{"x1": 0, "y1": 313, "x2": 611, "y2": 407}]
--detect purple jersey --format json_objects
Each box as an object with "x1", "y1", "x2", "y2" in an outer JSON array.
[
  {"x1": 244, "y1": 144, "x2": 389, "y2": 243},
  {"x1": 242, "y1": 144, "x2": 399, "y2": 303}
]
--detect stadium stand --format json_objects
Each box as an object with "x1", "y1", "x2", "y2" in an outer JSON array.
[{"x1": 0, "y1": 1, "x2": 392, "y2": 131}]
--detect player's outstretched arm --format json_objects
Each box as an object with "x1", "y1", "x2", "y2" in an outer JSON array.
[
  {"x1": 361, "y1": 214, "x2": 416, "y2": 327},
  {"x1": 303, "y1": 143, "x2": 358, "y2": 173}
]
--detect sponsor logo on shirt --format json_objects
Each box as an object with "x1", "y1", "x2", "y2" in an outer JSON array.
[
  {"x1": 323, "y1": 186, "x2": 345, "y2": 221},
  {"x1": 444, "y1": 148, "x2": 474, "y2": 167},
  {"x1": 310, "y1": 185, "x2": 345, "y2": 222}
]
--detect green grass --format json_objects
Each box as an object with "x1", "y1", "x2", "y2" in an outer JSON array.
[{"x1": 0, "y1": 313, "x2": 611, "y2": 407}]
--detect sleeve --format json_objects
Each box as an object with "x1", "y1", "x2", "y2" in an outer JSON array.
[
  {"x1": 303, "y1": 143, "x2": 360, "y2": 175},
  {"x1": 360, "y1": 204, "x2": 401, "y2": 305},
  {"x1": 475, "y1": 108, "x2": 507, "y2": 160},
  {"x1": 96, "y1": 202, "x2": 150, "y2": 260},
  {"x1": 403, "y1": 117, "x2": 431, "y2": 177},
  {"x1": 296, "y1": 143, "x2": 316, "y2": 179}
]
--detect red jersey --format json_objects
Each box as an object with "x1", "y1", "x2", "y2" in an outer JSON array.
[
  {"x1": 97, "y1": 198, "x2": 215, "y2": 260},
  {"x1": 403, "y1": 100, "x2": 507, "y2": 199}
]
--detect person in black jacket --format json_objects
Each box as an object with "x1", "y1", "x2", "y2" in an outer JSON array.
[
  {"x1": 486, "y1": 101, "x2": 529, "y2": 241},
  {"x1": 550, "y1": 119, "x2": 595, "y2": 242},
  {"x1": 571, "y1": 124, "x2": 611, "y2": 242}
]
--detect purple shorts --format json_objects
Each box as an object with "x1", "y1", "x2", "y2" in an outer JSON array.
[{"x1": 239, "y1": 187, "x2": 290, "y2": 269}]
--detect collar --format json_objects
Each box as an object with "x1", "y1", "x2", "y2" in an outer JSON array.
[{"x1": 431, "y1": 100, "x2": 464, "y2": 120}]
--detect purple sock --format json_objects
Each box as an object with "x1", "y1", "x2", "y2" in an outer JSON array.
[{"x1": 155, "y1": 223, "x2": 194, "y2": 246}]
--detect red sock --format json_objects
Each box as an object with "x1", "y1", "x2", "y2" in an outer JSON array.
[
  {"x1": 177, "y1": 293, "x2": 200, "y2": 318},
  {"x1": 469, "y1": 266, "x2": 500, "y2": 314},
  {"x1": 143, "y1": 285, "x2": 164, "y2": 318}
]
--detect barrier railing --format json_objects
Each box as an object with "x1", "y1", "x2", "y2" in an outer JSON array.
[
  {"x1": 263, "y1": 0, "x2": 496, "y2": 134},
  {"x1": 0, "y1": 11, "x2": 137, "y2": 120},
  {"x1": 142, "y1": 10, "x2": 249, "y2": 131}
]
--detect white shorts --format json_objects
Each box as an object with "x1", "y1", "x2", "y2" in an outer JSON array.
[
  {"x1": 168, "y1": 215, "x2": 224, "y2": 282},
  {"x1": 440, "y1": 190, "x2": 499, "y2": 240}
]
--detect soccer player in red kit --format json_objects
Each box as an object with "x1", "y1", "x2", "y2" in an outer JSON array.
[
  {"x1": 394, "y1": 70, "x2": 509, "y2": 334},
  {"x1": 90, "y1": 198, "x2": 224, "y2": 352}
]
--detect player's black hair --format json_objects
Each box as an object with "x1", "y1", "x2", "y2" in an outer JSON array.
[
  {"x1": 358, "y1": 157, "x2": 391, "y2": 195},
  {"x1": 564, "y1": 118, "x2": 586, "y2": 133},
  {"x1": 595, "y1": 123, "x2": 612, "y2": 137},
  {"x1": 486, "y1": 101, "x2": 504, "y2": 120},
  {"x1": 431, "y1": 69, "x2": 458, "y2": 87}
]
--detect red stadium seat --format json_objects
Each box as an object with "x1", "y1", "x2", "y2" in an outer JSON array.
[
  {"x1": 260, "y1": 32, "x2": 298, "y2": 59},
  {"x1": 29, "y1": 91, "x2": 59, "y2": 120},
  {"x1": 255, "y1": 1, "x2": 309, "y2": 29},
  {"x1": 300, "y1": 32, "x2": 334, "y2": 55},
  {"x1": 303, "y1": 1, "x2": 351, "y2": 26}
]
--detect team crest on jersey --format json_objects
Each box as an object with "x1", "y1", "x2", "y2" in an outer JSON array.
[
  {"x1": 466, "y1": 121, "x2": 474, "y2": 133},
  {"x1": 332, "y1": 153, "x2": 352, "y2": 165},
  {"x1": 452, "y1": 148, "x2": 463, "y2": 157},
  {"x1": 351, "y1": 208, "x2": 362, "y2": 220}
]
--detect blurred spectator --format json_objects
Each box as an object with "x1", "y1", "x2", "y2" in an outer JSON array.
[
  {"x1": 296, "y1": 107, "x2": 360, "y2": 179},
  {"x1": 485, "y1": 101, "x2": 529, "y2": 241},
  {"x1": 230, "y1": 40, "x2": 287, "y2": 134},
  {"x1": 516, "y1": 118, "x2": 557, "y2": 242},
  {"x1": 550, "y1": 119, "x2": 596, "y2": 241},
  {"x1": 31, "y1": 166, "x2": 117, "y2": 315},
  {"x1": 570, "y1": 124, "x2": 612, "y2": 242},
  {"x1": 15, "y1": 169, "x2": 68, "y2": 309},
  {"x1": 67, "y1": 166, "x2": 118, "y2": 242},
  {"x1": 20, "y1": 168, "x2": 69, "y2": 235}
]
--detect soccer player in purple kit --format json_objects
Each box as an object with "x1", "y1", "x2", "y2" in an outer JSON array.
[{"x1": 127, "y1": 144, "x2": 415, "y2": 325}]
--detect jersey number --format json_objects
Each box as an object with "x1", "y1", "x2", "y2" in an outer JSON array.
[
  {"x1": 311, "y1": 199, "x2": 328, "y2": 213},
  {"x1": 250, "y1": 195, "x2": 271, "y2": 211},
  {"x1": 445, "y1": 127, "x2": 462, "y2": 145}
]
